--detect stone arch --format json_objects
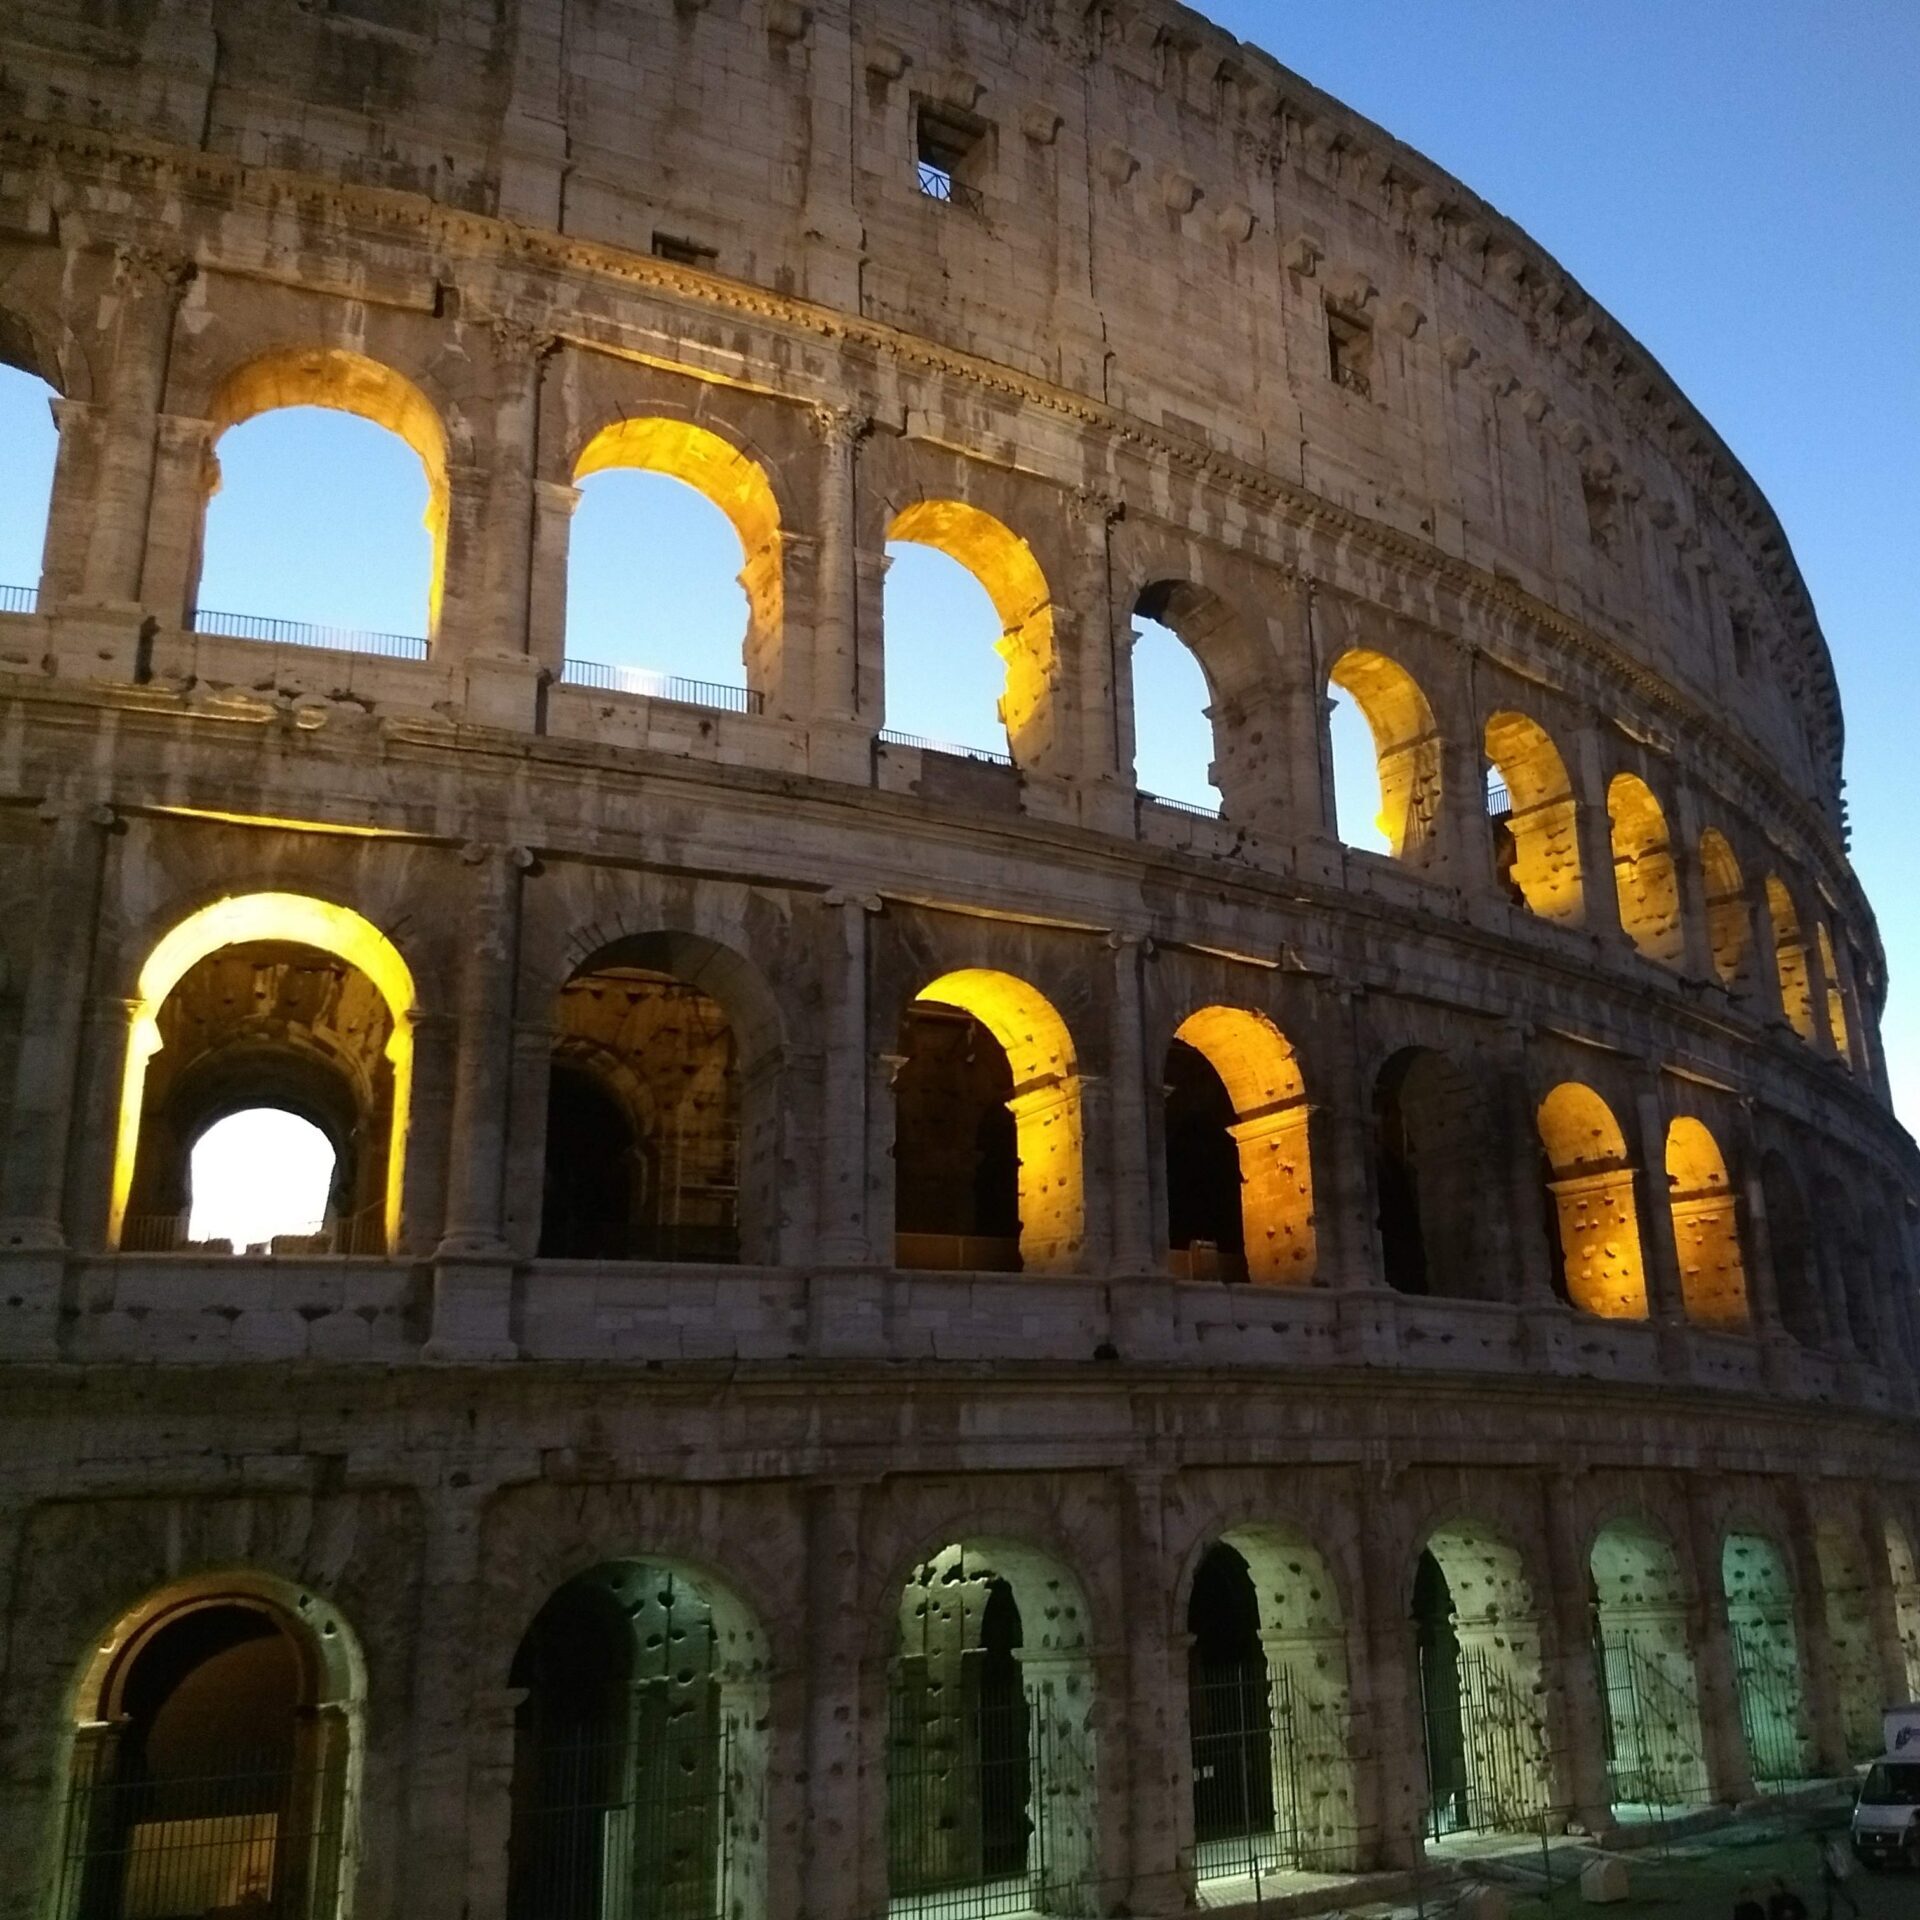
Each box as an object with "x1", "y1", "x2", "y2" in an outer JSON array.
[
  {"x1": 572, "y1": 415, "x2": 783, "y2": 697},
  {"x1": 1885, "y1": 1519, "x2": 1920, "y2": 1701},
  {"x1": 1483, "y1": 710, "x2": 1583, "y2": 922},
  {"x1": 1758, "y1": 1153, "x2": 1824, "y2": 1347},
  {"x1": 1664, "y1": 1116, "x2": 1750, "y2": 1330},
  {"x1": 1182, "y1": 1526, "x2": 1356, "y2": 1881},
  {"x1": 1721, "y1": 1531, "x2": 1811, "y2": 1788},
  {"x1": 1606, "y1": 773, "x2": 1684, "y2": 966},
  {"x1": 887, "y1": 500, "x2": 1054, "y2": 766},
  {"x1": 1415, "y1": 1520, "x2": 1553, "y2": 1836},
  {"x1": 897, "y1": 969, "x2": 1083, "y2": 1275},
  {"x1": 1131, "y1": 579, "x2": 1269, "y2": 821},
  {"x1": 109, "y1": 892, "x2": 418, "y2": 1254},
  {"x1": 1816, "y1": 921, "x2": 1850, "y2": 1060},
  {"x1": 1589, "y1": 1518, "x2": 1710, "y2": 1813},
  {"x1": 1813, "y1": 1520, "x2": 1883, "y2": 1763},
  {"x1": 1698, "y1": 829, "x2": 1752, "y2": 991},
  {"x1": 205, "y1": 347, "x2": 452, "y2": 637},
  {"x1": 1537, "y1": 1082, "x2": 1649, "y2": 1320},
  {"x1": 0, "y1": 288, "x2": 93, "y2": 401},
  {"x1": 1373, "y1": 1047, "x2": 1494, "y2": 1300},
  {"x1": 1765, "y1": 876, "x2": 1816, "y2": 1041},
  {"x1": 1167, "y1": 1007, "x2": 1315, "y2": 1286},
  {"x1": 539, "y1": 928, "x2": 783, "y2": 1265},
  {"x1": 887, "y1": 1537, "x2": 1098, "y2": 1915},
  {"x1": 505, "y1": 1555, "x2": 771, "y2": 1920},
  {"x1": 55, "y1": 1569, "x2": 363, "y2": 1920},
  {"x1": 1327, "y1": 647, "x2": 1443, "y2": 863}
]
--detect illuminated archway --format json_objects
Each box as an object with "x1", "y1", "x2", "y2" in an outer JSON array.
[
  {"x1": 887, "y1": 501, "x2": 1054, "y2": 764},
  {"x1": 1722, "y1": 1532, "x2": 1810, "y2": 1788},
  {"x1": 1607, "y1": 774, "x2": 1683, "y2": 966},
  {"x1": 1537, "y1": 1083, "x2": 1648, "y2": 1319},
  {"x1": 572, "y1": 417, "x2": 782, "y2": 695},
  {"x1": 206, "y1": 348, "x2": 450, "y2": 636},
  {"x1": 1698, "y1": 830, "x2": 1750, "y2": 990},
  {"x1": 1169, "y1": 1008, "x2": 1315, "y2": 1286},
  {"x1": 1886, "y1": 1520, "x2": 1920, "y2": 1701},
  {"x1": 1483, "y1": 711, "x2": 1583, "y2": 922},
  {"x1": 1765, "y1": 877, "x2": 1815, "y2": 1041},
  {"x1": 1327, "y1": 648, "x2": 1442, "y2": 863},
  {"x1": 1813, "y1": 1521, "x2": 1883, "y2": 1763},
  {"x1": 111, "y1": 894, "x2": 416, "y2": 1251},
  {"x1": 900, "y1": 970, "x2": 1083, "y2": 1274},
  {"x1": 1816, "y1": 922, "x2": 1850, "y2": 1061},
  {"x1": 1664, "y1": 1118, "x2": 1749, "y2": 1330}
]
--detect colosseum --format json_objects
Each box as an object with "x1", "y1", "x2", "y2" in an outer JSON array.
[{"x1": 0, "y1": 1, "x2": 1914, "y2": 1916}]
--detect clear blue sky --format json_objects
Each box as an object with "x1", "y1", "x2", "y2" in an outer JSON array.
[{"x1": 0, "y1": 0, "x2": 1912, "y2": 1144}]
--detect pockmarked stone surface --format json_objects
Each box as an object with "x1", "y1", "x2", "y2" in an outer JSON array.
[{"x1": 0, "y1": 3, "x2": 1914, "y2": 1918}]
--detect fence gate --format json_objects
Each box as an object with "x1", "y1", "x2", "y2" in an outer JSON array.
[
  {"x1": 1733, "y1": 1650, "x2": 1806, "y2": 1790},
  {"x1": 1598, "y1": 1637, "x2": 1711, "y2": 1814},
  {"x1": 1421, "y1": 1647, "x2": 1547, "y2": 1839}
]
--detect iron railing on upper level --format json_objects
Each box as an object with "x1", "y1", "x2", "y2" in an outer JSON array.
[
  {"x1": 192, "y1": 607, "x2": 429, "y2": 660},
  {"x1": 559, "y1": 657, "x2": 765, "y2": 715},
  {"x1": 1485, "y1": 773, "x2": 1513, "y2": 819},
  {"x1": 877, "y1": 728, "x2": 1014, "y2": 769},
  {"x1": 916, "y1": 162, "x2": 987, "y2": 216},
  {"x1": 1141, "y1": 790, "x2": 1223, "y2": 821},
  {"x1": 0, "y1": 582, "x2": 38, "y2": 614}
]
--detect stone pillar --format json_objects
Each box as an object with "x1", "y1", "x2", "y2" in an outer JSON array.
[
  {"x1": 1354, "y1": 1484, "x2": 1423, "y2": 1868},
  {"x1": 1748, "y1": 875, "x2": 1788, "y2": 1029},
  {"x1": 1017, "y1": 1647, "x2": 1105, "y2": 1908},
  {"x1": 1500, "y1": 1030, "x2": 1560, "y2": 1306},
  {"x1": 136, "y1": 411, "x2": 217, "y2": 628},
  {"x1": 816, "y1": 893, "x2": 878, "y2": 1265},
  {"x1": 460, "y1": 1686, "x2": 528, "y2": 1920},
  {"x1": 1071, "y1": 489, "x2": 1132, "y2": 836},
  {"x1": 1277, "y1": 577, "x2": 1334, "y2": 840},
  {"x1": 1783, "y1": 1487, "x2": 1849, "y2": 1776},
  {"x1": 1802, "y1": 916, "x2": 1840, "y2": 1061},
  {"x1": 802, "y1": 1481, "x2": 869, "y2": 1919},
  {"x1": 808, "y1": 405, "x2": 870, "y2": 726},
  {"x1": 1632, "y1": 1078, "x2": 1688, "y2": 1326},
  {"x1": 1668, "y1": 785, "x2": 1720, "y2": 984},
  {"x1": 479, "y1": 321, "x2": 553, "y2": 661},
  {"x1": 1542, "y1": 1477, "x2": 1615, "y2": 1833},
  {"x1": 1320, "y1": 988, "x2": 1382, "y2": 1294},
  {"x1": 1571, "y1": 727, "x2": 1627, "y2": 954},
  {"x1": 1682, "y1": 1482, "x2": 1756, "y2": 1805},
  {"x1": 429, "y1": 844, "x2": 531, "y2": 1358},
  {"x1": 1107, "y1": 934, "x2": 1156, "y2": 1276},
  {"x1": 38, "y1": 397, "x2": 108, "y2": 605},
  {"x1": 1119, "y1": 1469, "x2": 1186, "y2": 1915},
  {"x1": 526, "y1": 478, "x2": 578, "y2": 680}
]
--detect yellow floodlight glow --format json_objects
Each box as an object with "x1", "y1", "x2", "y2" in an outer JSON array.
[{"x1": 110, "y1": 892, "x2": 417, "y2": 1251}]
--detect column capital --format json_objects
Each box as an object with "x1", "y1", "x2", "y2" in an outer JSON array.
[
  {"x1": 459, "y1": 839, "x2": 536, "y2": 872},
  {"x1": 484, "y1": 313, "x2": 560, "y2": 364},
  {"x1": 112, "y1": 243, "x2": 196, "y2": 297},
  {"x1": 809, "y1": 402, "x2": 874, "y2": 450}
]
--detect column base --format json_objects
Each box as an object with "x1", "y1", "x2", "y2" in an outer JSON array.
[
  {"x1": 46, "y1": 604, "x2": 148, "y2": 684},
  {"x1": 459, "y1": 651, "x2": 542, "y2": 732},
  {"x1": 424, "y1": 1254, "x2": 520, "y2": 1361},
  {"x1": 806, "y1": 1265, "x2": 889, "y2": 1359},
  {"x1": 0, "y1": 1245, "x2": 67, "y2": 1360}
]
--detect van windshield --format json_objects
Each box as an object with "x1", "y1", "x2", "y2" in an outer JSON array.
[{"x1": 1863, "y1": 1763, "x2": 1920, "y2": 1805}]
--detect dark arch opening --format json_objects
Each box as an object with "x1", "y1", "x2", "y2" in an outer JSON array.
[
  {"x1": 1761, "y1": 1155, "x2": 1823, "y2": 1347},
  {"x1": 1373, "y1": 1050, "x2": 1489, "y2": 1300},
  {"x1": 1414, "y1": 1550, "x2": 1468, "y2": 1835},
  {"x1": 1188, "y1": 1543, "x2": 1275, "y2": 1853},
  {"x1": 1164, "y1": 1038, "x2": 1246, "y2": 1282}
]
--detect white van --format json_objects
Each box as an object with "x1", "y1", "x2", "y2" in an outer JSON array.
[{"x1": 1851, "y1": 1704, "x2": 1920, "y2": 1870}]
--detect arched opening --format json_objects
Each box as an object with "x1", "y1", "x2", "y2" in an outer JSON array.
[
  {"x1": 186, "y1": 1108, "x2": 339, "y2": 1254},
  {"x1": 1327, "y1": 649, "x2": 1442, "y2": 864},
  {"x1": 886, "y1": 502, "x2": 1052, "y2": 764},
  {"x1": 1813, "y1": 1523, "x2": 1883, "y2": 1763},
  {"x1": 1698, "y1": 830, "x2": 1751, "y2": 991},
  {"x1": 1664, "y1": 1118, "x2": 1749, "y2": 1330},
  {"x1": 568, "y1": 418, "x2": 779, "y2": 704},
  {"x1": 54, "y1": 1577, "x2": 360, "y2": 1920},
  {"x1": 540, "y1": 933, "x2": 779, "y2": 1265},
  {"x1": 199, "y1": 350, "x2": 448, "y2": 646},
  {"x1": 1606, "y1": 774, "x2": 1683, "y2": 967},
  {"x1": 1819, "y1": 1185, "x2": 1881, "y2": 1363},
  {"x1": 0, "y1": 349, "x2": 59, "y2": 600},
  {"x1": 894, "y1": 971, "x2": 1082, "y2": 1275},
  {"x1": 1187, "y1": 1530, "x2": 1355, "y2": 1892},
  {"x1": 1722, "y1": 1532, "x2": 1810, "y2": 1789},
  {"x1": 1483, "y1": 712, "x2": 1583, "y2": 922},
  {"x1": 1537, "y1": 1083, "x2": 1648, "y2": 1320},
  {"x1": 1129, "y1": 602, "x2": 1222, "y2": 814},
  {"x1": 1760, "y1": 1155, "x2": 1823, "y2": 1347},
  {"x1": 1167, "y1": 1009, "x2": 1314, "y2": 1286},
  {"x1": 1816, "y1": 922, "x2": 1851, "y2": 1061},
  {"x1": 1885, "y1": 1521, "x2": 1920, "y2": 1701},
  {"x1": 1373, "y1": 1049, "x2": 1492, "y2": 1301},
  {"x1": 1765, "y1": 877, "x2": 1816, "y2": 1041},
  {"x1": 887, "y1": 1541, "x2": 1096, "y2": 1918},
  {"x1": 506, "y1": 1560, "x2": 769, "y2": 1920},
  {"x1": 113, "y1": 895, "x2": 415, "y2": 1256},
  {"x1": 1589, "y1": 1521, "x2": 1709, "y2": 1818},
  {"x1": 1414, "y1": 1525, "x2": 1551, "y2": 1839}
]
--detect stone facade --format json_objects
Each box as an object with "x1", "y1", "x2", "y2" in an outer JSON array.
[{"x1": 0, "y1": 1, "x2": 1915, "y2": 1916}]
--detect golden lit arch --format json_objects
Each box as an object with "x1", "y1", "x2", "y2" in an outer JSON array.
[
  {"x1": 1765, "y1": 875, "x2": 1815, "y2": 1040},
  {"x1": 1173, "y1": 1007, "x2": 1316, "y2": 1285},
  {"x1": 209, "y1": 348, "x2": 451, "y2": 635},
  {"x1": 1327, "y1": 648, "x2": 1442, "y2": 862},
  {"x1": 1537, "y1": 1081, "x2": 1648, "y2": 1319},
  {"x1": 914, "y1": 969, "x2": 1082, "y2": 1273},
  {"x1": 110, "y1": 893, "x2": 417, "y2": 1251},
  {"x1": 1816, "y1": 922, "x2": 1851, "y2": 1061},
  {"x1": 1606, "y1": 773, "x2": 1683, "y2": 966},
  {"x1": 1665, "y1": 1116, "x2": 1749, "y2": 1329},
  {"x1": 888, "y1": 501, "x2": 1055, "y2": 762},
  {"x1": 1483, "y1": 710, "x2": 1583, "y2": 922},
  {"x1": 1699, "y1": 829, "x2": 1750, "y2": 989},
  {"x1": 574, "y1": 417, "x2": 783, "y2": 681}
]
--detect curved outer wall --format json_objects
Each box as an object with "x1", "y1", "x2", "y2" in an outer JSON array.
[{"x1": 0, "y1": 1, "x2": 1915, "y2": 1916}]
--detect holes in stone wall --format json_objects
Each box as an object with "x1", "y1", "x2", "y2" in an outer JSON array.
[
  {"x1": 1537, "y1": 1083, "x2": 1649, "y2": 1320},
  {"x1": 1722, "y1": 1532, "x2": 1810, "y2": 1789},
  {"x1": 1483, "y1": 712, "x2": 1583, "y2": 923},
  {"x1": 1606, "y1": 774, "x2": 1683, "y2": 967},
  {"x1": 1664, "y1": 1117, "x2": 1750, "y2": 1331}
]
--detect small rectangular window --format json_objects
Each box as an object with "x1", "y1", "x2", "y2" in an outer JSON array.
[
  {"x1": 916, "y1": 105, "x2": 987, "y2": 214},
  {"x1": 651, "y1": 232, "x2": 717, "y2": 270},
  {"x1": 1326, "y1": 306, "x2": 1373, "y2": 399},
  {"x1": 1729, "y1": 610, "x2": 1755, "y2": 676}
]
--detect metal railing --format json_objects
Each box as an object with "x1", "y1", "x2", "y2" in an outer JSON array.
[
  {"x1": 878, "y1": 728, "x2": 1014, "y2": 769},
  {"x1": 917, "y1": 162, "x2": 986, "y2": 215},
  {"x1": 1141, "y1": 790, "x2": 1224, "y2": 821},
  {"x1": 191, "y1": 607, "x2": 429, "y2": 659},
  {"x1": 54, "y1": 1749, "x2": 348, "y2": 1920},
  {"x1": 119, "y1": 1203, "x2": 387, "y2": 1259},
  {"x1": 0, "y1": 582, "x2": 38, "y2": 614},
  {"x1": 1599, "y1": 1635, "x2": 1713, "y2": 1814},
  {"x1": 1734, "y1": 1646, "x2": 1810, "y2": 1789},
  {"x1": 558, "y1": 657, "x2": 764, "y2": 714},
  {"x1": 1485, "y1": 773, "x2": 1513, "y2": 819},
  {"x1": 1421, "y1": 1646, "x2": 1551, "y2": 1839}
]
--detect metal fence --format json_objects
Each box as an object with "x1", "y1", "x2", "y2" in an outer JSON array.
[
  {"x1": 191, "y1": 607, "x2": 429, "y2": 659},
  {"x1": 877, "y1": 728, "x2": 1014, "y2": 768},
  {"x1": 1421, "y1": 1646, "x2": 1550, "y2": 1839},
  {"x1": 118, "y1": 1203, "x2": 387, "y2": 1258},
  {"x1": 1599, "y1": 1636, "x2": 1713, "y2": 1814},
  {"x1": 509, "y1": 1720, "x2": 735, "y2": 1920},
  {"x1": 558, "y1": 657, "x2": 765, "y2": 714},
  {"x1": 0, "y1": 582, "x2": 38, "y2": 614},
  {"x1": 1734, "y1": 1650, "x2": 1809, "y2": 1789},
  {"x1": 1140, "y1": 791, "x2": 1224, "y2": 822},
  {"x1": 916, "y1": 163, "x2": 986, "y2": 215},
  {"x1": 52, "y1": 1749, "x2": 348, "y2": 1920}
]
